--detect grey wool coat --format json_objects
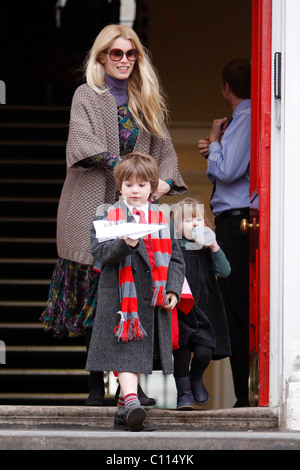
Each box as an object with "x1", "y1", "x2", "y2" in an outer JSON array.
[{"x1": 86, "y1": 212, "x2": 185, "y2": 375}]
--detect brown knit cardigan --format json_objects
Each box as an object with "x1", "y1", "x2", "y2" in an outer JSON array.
[{"x1": 56, "y1": 84, "x2": 187, "y2": 265}]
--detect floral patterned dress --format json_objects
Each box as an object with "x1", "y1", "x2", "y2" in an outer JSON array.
[{"x1": 40, "y1": 102, "x2": 138, "y2": 337}]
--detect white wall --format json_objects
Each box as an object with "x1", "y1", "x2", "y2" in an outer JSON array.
[{"x1": 271, "y1": 0, "x2": 300, "y2": 429}]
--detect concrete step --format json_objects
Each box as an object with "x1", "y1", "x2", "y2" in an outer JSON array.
[
  {"x1": 0, "y1": 178, "x2": 63, "y2": 198},
  {"x1": 0, "y1": 217, "x2": 57, "y2": 238},
  {"x1": 0, "y1": 105, "x2": 70, "y2": 124},
  {"x1": 0, "y1": 405, "x2": 278, "y2": 430},
  {"x1": 0, "y1": 122, "x2": 69, "y2": 141},
  {"x1": 0, "y1": 141, "x2": 66, "y2": 159},
  {"x1": 0, "y1": 258, "x2": 57, "y2": 279},
  {"x1": 1, "y1": 428, "x2": 299, "y2": 451},
  {"x1": 0, "y1": 405, "x2": 300, "y2": 450},
  {"x1": 0, "y1": 159, "x2": 66, "y2": 179},
  {"x1": 0, "y1": 197, "x2": 59, "y2": 218}
]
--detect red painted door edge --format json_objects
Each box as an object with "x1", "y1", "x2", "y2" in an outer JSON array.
[
  {"x1": 251, "y1": 0, "x2": 272, "y2": 407},
  {"x1": 258, "y1": 0, "x2": 272, "y2": 407}
]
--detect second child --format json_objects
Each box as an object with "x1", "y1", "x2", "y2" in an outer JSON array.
[{"x1": 172, "y1": 198, "x2": 231, "y2": 409}]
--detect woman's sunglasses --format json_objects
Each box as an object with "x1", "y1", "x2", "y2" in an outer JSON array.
[{"x1": 104, "y1": 48, "x2": 139, "y2": 62}]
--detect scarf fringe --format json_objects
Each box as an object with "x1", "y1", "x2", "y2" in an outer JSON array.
[
  {"x1": 114, "y1": 311, "x2": 147, "y2": 342},
  {"x1": 152, "y1": 285, "x2": 167, "y2": 307}
]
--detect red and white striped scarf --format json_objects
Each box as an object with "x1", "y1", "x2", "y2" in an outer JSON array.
[{"x1": 106, "y1": 200, "x2": 172, "y2": 342}]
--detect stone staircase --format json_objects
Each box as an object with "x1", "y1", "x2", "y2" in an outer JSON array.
[{"x1": 0, "y1": 105, "x2": 92, "y2": 405}]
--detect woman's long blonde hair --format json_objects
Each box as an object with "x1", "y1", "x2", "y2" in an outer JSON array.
[{"x1": 85, "y1": 24, "x2": 169, "y2": 139}]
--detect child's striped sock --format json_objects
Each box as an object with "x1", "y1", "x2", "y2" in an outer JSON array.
[
  {"x1": 117, "y1": 396, "x2": 125, "y2": 416},
  {"x1": 124, "y1": 393, "x2": 140, "y2": 413}
]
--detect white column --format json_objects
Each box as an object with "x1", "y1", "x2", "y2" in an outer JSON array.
[
  {"x1": 270, "y1": 0, "x2": 284, "y2": 411},
  {"x1": 279, "y1": 0, "x2": 300, "y2": 430}
]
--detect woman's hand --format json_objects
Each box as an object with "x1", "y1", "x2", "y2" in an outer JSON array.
[{"x1": 152, "y1": 179, "x2": 171, "y2": 199}]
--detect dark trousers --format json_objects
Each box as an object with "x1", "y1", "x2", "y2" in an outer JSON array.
[
  {"x1": 215, "y1": 209, "x2": 249, "y2": 406},
  {"x1": 173, "y1": 343, "x2": 213, "y2": 378}
]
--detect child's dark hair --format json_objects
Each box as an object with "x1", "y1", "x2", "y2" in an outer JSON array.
[{"x1": 114, "y1": 152, "x2": 159, "y2": 194}]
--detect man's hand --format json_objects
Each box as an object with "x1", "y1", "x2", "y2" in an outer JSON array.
[
  {"x1": 198, "y1": 135, "x2": 210, "y2": 159},
  {"x1": 209, "y1": 117, "x2": 228, "y2": 143}
]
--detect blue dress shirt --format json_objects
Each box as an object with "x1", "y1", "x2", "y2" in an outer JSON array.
[{"x1": 206, "y1": 99, "x2": 251, "y2": 216}]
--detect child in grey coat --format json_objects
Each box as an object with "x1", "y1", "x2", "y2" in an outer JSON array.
[{"x1": 86, "y1": 153, "x2": 185, "y2": 431}]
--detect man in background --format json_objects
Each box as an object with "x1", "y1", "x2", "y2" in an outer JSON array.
[{"x1": 198, "y1": 58, "x2": 251, "y2": 407}]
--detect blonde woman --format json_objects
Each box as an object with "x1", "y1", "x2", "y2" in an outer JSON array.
[{"x1": 41, "y1": 24, "x2": 186, "y2": 407}]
